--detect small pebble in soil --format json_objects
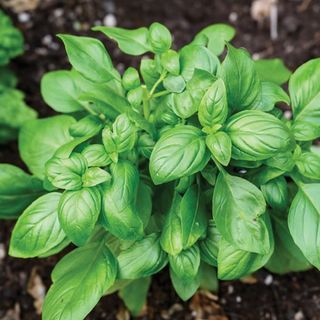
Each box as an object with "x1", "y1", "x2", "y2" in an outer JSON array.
[
  {"x1": 284, "y1": 110, "x2": 292, "y2": 119},
  {"x1": 18, "y1": 12, "x2": 30, "y2": 23},
  {"x1": 294, "y1": 310, "x2": 305, "y2": 320},
  {"x1": 236, "y1": 296, "x2": 242, "y2": 303},
  {"x1": 264, "y1": 274, "x2": 273, "y2": 286},
  {"x1": 227, "y1": 285, "x2": 234, "y2": 294},
  {"x1": 0, "y1": 243, "x2": 6, "y2": 260},
  {"x1": 103, "y1": 13, "x2": 117, "y2": 27},
  {"x1": 229, "y1": 12, "x2": 238, "y2": 22}
]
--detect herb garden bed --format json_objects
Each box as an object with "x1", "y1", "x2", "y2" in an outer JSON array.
[{"x1": 1, "y1": 0, "x2": 320, "y2": 319}]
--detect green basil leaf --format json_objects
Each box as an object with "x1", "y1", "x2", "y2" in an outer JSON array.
[
  {"x1": 149, "y1": 22, "x2": 172, "y2": 53},
  {"x1": 43, "y1": 242, "x2": 117, "y2": 320},
  {"x1": 163, "y1": 74, "x2": 186, "y2": 93},
  {"x1": 45, "y1": 153, "x2": 87, "y2": 190},
  {"x1": 198, "y1": 263, "x2": 218, "y2": 292},
  {"x1": 296, "y1": 152, "x2": 320, "y2": 180},
  {"x1": 118, "y1": 233, "x2": 167, "y2": 279},
  {"x1": 140, "y1": 58, "x2": 160, "y2": 90},
  {"x1": 82, "y1": 167, "x2": 111, "y2": 187},
  {"x1": 41, "y1": 70, "x2": 85, "y2": 113},
  {"x1": 150, "y1": 125, "x2": 210, "y2": 184},
  {"x1": 288, "y1": 183, "x2": 320, "y2": 269},
  {"x1": 9, "y1": 192, "x2": 65, "y2": 258},
  {"x1": 254, "y1": 58, "x2": 291, "y2": 85},
  {"x1": 206, "y1": 131, "x2": 232, "y2": 166},
  {"x1": 213, "y1": 173, "x2": 271, "y2": 254},
  {"x1": 102, "y1": 160, "x2": 144, "y2": 240},
  {"x1": 172, "y1": 91, "x2": 196, "y2": 118},
  {"x1": 266, "y1": 211, "x2": 311, "y2": 274},
  {"x1": 94, "y1": 26, "x2": 152, "y2": 55},
  {"x1": 58, "y1": 34, "x2": 117, "y2": 82},
  {"x1": 198, "y1": 78, "x2": 228, "y2": 128},
  {"x1": 225, "y1": 110, "x2": 295, "y2": 161},
  {"x1": 254, "y1": 81, "x2": 290, "y2": 111},
  {"x1": 119, "y1": 278, "x2": 151, "y2": 316},
  {"x1": 161, "y1": 49, "x2": 180, "y2": 75},
  {"x1": 137, "y1": 133, "x2": 155, "y2": 159},
  {"x1": 221, "y1": 44, "x2": 260, "y2": 112},
  {"x1": 0, "y1": 164, "x2": 44, "y2": 219},
  {"x1": 58, "y1": 187, "x2": 101, "y2": 246},
  {"x1": 217, "y1": 226, "x2": 274, "y2": 280},
  {"x1": 192, "y1": 23, "x2": 236, "y2": 56},
  {"x1": 289, "y1": 58, "x2": 320, "y2": 141},
  {"x1": 81, "y1": 144, "x2": 111, "y2": 167},
  {"x1": 69, "y1": 115, "x2": 103, "y2": 137},
  {"x1": 127, "y1": 86, "x2": 143, "y2": 108},
  {"x1": 199, "y1": 220, "x2": 221, "y2": 266},
  {"x1": 136, "y1": 181, "x2": 152, "y2": 228},
  {"x1": 170, "y1": 267, "x2": 200, "y2": 301},
  {"x1": 19, "y1": 115, "x2": 75, "y2": 179},
  {"x1": 264, "y1": 151, "x2": 295, "y2": 172},
  {"x1": 180, "y1": 44, "x2": 219, "y2": 81},
  {"x1": 169, "y1": 245, "x2": 200, "y2": 280},
  {"x1": 122, "y1": 67, "x2": 140, "y2": 90},
  {"x1": 261, "y1": 176, "x2": 289, "y2": 211}
]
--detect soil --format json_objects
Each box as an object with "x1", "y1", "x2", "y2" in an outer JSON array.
[{"x1": 1, "y1": 0, "x2": 320, "y2": 319}]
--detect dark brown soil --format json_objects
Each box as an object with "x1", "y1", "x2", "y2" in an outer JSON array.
[{"x1": 1, "y1": 0, "x2": 320, "y2": 319}]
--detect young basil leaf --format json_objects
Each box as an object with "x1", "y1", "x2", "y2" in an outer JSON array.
[
  {"x1": 295, "y1": 152, "x2": 320, "y2": 180},
  {"x1": 170, "y1": 267, "x2": 200, "y2": 301},
  {"x1": 45, "y1": 153, "x2": 87, "y2": 190},
  {"x1": 163, "y1": 75, "x2": 186, "y2": 93},
  {"x1": 175, "y1": 175, "x2": 195, "y2": 194},
  {"x1": 198, "y1": 78, "x2": 228, "y2": 128},
  {"x1": 225, "y1": 110, "x2": 295, "y2": 161},
  {"x1": 261, "y1": 176, "x2": 289, "y2": 211},
  {"x1": 289, "y1": 58, "x2": 320, "y2": 141},
  {"x1": 160, "y1": 49, "x2": 180, "y2": 75},
  {"x1": 58, "y1": 187, "x2": 101, "y2": 246},
  {"x1": 254, "y1": 81, "x2": 290, "y2": 111},
  {"x1": 150, "y1": 125, "x2": 210, "y2": 184},
  {"x1": 118, "y1": 233, "x2": 167, "y2": 279},
  {"x1": 140, "y1": 58, "x2": 160, "y2": 90},
  {"x1": 58, "y1": 34, "x2": 117, "y2": 83},
  {"x1": 137, "y1": 133, "x2": 155, "y2": 159},
  {"x1": 213, "y1": 173, "x2": 271, "y2": 254},
  {"x1": 200, "y1": 164, "x2": 218, "y2": 186},
  {"x1": 81, "y1": 144, "x2": 111, "y2": 167},
  {"x1": 119, "y1": 278, "x2": 151, "y2": 317},
  {"x1": 288, "y1": 183, "x2": 320, "y2": 269},
  {"x1": 9, "y1": 192, "x2": 65, "y2": 258},
  {"x1": 160, "y1": 186, "x2": 207, "y2": 255},
  {"x1": 172, "y1": 91, "x2": 196, "y2": 118},
  {"x1": 206, "y1": 131, "x2": 232, "y2": 166},
  {"x1": 112, "y1": 113, "x2": 138, "y2": 153},
  {"x1": 102, "y1": 160, "x2": 144, "y2": 240},
  {"x1": 179, "y1": 44, "x2": 219, "y2": 81},
  {"x1": 199, "y1": 220, "x2": 221, "y2": 266},
  {"x1": 254, "y1": 58, "x2": 291, "y2": 85},
  {"x1": 169, "y1": 245, "x2": 200, "y2": 280},
  {"x1": 43, "y1": 242, "x2": 117, "y2": 320},
  {"x1": 69, "y1": 115, "x2": 103, "y2": 137},
  {"x1": 221, "y1": 44, "x2": 261, "y2": 111},
  {"x1": 41, "y1": 70, "x2": 85, "y2": 113},
  {"x1": 127, "y1": 86, "x2": 143, "y2": 108},
  {"x1": 94, "y1": 26, "x2": 152, "y2": 55},
  {"x1": 0, "y1": 164, "x2": 44, "y2": 219},
  {"x1": 192, "y1": 23, "x2": 236, "y2": 56},
  {"x1": 264, "y1": 151, "x2": 295, "y2": 172},
  {"x1": 122, "y1": 67, "x2": 140, "y2": 90},
  {"x1": 19, "y1": 115, "x2": 76, "y2": 180},
  {"x1": 266, "y1": 211, "x2": 311, "y2": 274},
  {"x1": 82, "y1": 167, "x2": 111, "y2": 187},
  {"x1": 149, "y1": 22, "x2": 172, "y2": 53}
]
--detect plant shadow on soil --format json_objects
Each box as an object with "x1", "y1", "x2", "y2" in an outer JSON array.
[{"x1": 1, "y1": 0, "x2": 320, "y2": 319}]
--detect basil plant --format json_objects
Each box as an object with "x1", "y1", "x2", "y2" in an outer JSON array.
[
  {"x1": 0, "y1": 9, "x2": 37, "y2": 143},
  {"x1": 1, "y1": 22, "x2": 320, "y2": 319}
]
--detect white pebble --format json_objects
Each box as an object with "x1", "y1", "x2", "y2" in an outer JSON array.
[
  {"x1": 294, "y1": 310, "x2": 305, "y2": 320},
  {"x1": 264, "y1": 274, "x2": 273, "y2": 285},
  {"x1": 0, "y1": 243, "x2": 6, "y2": 260},
  {"x1": 103, "y1": 14, "x2": 117, "y2": 27},
  {"x1": 229, "y1": 12, "x2": 238, "y2": 23},
  {"x1": 236, "y1": 295, "x2": 242, "y2": 303},
  {"x1": 227, "y1": 285, "x2": 234, "y2": 294},
  {"x1": 18, "y1": 12, "x2": 30, "y2": 23}
]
